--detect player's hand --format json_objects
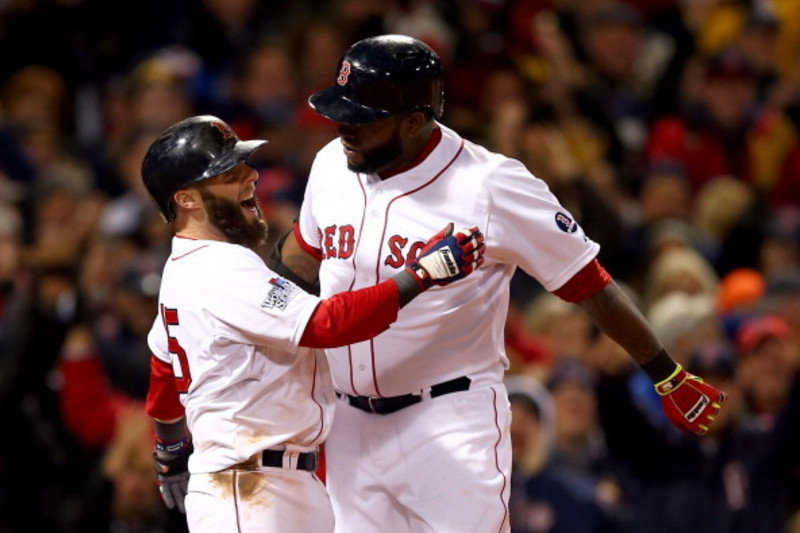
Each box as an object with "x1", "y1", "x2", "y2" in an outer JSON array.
[
  {"x1": 406, "y1": 223, "x2": 485, "y2": 290},
  {"x1": 154, "y1": 436, "x2": 193, "y2": 513},
  {"x1": 654, "y1": 365, "x2": 726, "y2": 435}
]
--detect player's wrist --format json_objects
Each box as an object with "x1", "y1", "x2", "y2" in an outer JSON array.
[
  {"x1": 640, "y1": 349, "x2": 678, "y2": 384},
  {"x1": 154, "y1": 417, "x2": 188, "y2": 444},
  {"x1": 654, "y1": 364, "x2": 688, "y2": 395},
  {"x1": 395, "y1": 269, "x2": 426, "y2": 306}
]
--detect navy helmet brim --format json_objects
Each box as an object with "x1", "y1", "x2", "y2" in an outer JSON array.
[
  {"x1": 308, "y1": 86, "x2": 393, "y2": 126},
  {"x1": 199, "y1": 139, "x2": 268, "y2": 181}
]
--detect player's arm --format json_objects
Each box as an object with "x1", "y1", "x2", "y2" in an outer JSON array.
[
  {"x1": 299, "y1": 223, "x2": 485, "y2": 348},
  {"x1": 145, "y1": 356, "x2": 191, "y2": 513},
  {"x1": 554, "y1": 259, "x2": 726, "y2": 436},
  {"x1": 268, "y1": 224, "x2": 321, "y2": 295}
]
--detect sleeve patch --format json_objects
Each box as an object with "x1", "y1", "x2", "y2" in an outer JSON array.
[
  {"x1": 555, "y1": 211, "x2": 578, "y2": 233},
  {"x1": 261, "y1": 277, "x2": 300, "y2": 311}
]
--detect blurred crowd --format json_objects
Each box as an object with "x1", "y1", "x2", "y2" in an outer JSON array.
[{"x1": 0, "y1": 0, "x2": 799, "y2": 532}]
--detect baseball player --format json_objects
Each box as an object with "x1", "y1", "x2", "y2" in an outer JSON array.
[
  {"x1": 270, "y1": 35, "x2": 727, "y2": 532},
  {"x1": 139, "y1": 115, "x2": 485, "y2": 532}
]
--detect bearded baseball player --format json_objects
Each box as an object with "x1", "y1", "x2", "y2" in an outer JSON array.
[
  {"x1": 140, "y1": 115, "x2": 485, "y2": 532},
  {"x1": 269, "y1": 35, "x2": 727, "y2": 532}
]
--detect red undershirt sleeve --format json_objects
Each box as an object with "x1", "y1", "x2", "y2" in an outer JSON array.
[
  {"x1": 145, "y1": 356, "x2": 185, "y2": 421},
  {"x1": 300, "y1": 279, "x2": 400, "y2": 348},
  {"x1": 552, "y1": 258, "x2": 612, "y2": 303}
]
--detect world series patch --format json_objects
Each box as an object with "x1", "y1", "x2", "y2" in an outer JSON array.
[{"x1": 261, "y1": 277, "x2": 299, "y2": 311}]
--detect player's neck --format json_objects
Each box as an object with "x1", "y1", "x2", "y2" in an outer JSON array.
[
  {"x1": 174, "y1": 218, "x2": 228, "y2": 242},
  {"x1": 377, "y1": 124, "x2": 441, "y2": 180}
]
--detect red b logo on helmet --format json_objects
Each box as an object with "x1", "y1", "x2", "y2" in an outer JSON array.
[
  {"x1": 210, "y1": 120, "x2": 234, "y2": 140},
  {"x1": 337, "y1": 61, "x2": 351, "y2": 86}
]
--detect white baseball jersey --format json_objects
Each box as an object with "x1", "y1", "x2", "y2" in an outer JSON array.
[
  {"x1": 296, "y1": 123, "x2": 599, "y2": 397},
  {"x1": 147, "y1": 236, "x2": 335, "y2": 474}
]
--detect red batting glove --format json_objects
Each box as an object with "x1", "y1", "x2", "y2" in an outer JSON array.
[{"x1": 655, "y1": 365, "x2": 727, "y2": 435}]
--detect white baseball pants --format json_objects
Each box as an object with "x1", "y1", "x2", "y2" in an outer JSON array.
[
  {"x1": 185, "y1": 467, "x2": 334, "y2": 532},
  {"x1": 326, "y1": 384, "x2": 512, "y2": 532}
]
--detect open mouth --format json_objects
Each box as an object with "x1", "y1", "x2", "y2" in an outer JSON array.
[{"x1": 240, "y1": 196, "x2": 257, "y2": 213}]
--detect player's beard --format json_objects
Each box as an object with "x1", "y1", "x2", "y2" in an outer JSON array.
[
  {"x1": 347, "y1": 124, "x2": 403, "y2": 174},
  {"x1": 199, "y1": 189, "x2": 268, "y2": 250}
]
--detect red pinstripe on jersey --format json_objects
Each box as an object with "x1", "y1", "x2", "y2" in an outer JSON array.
[
  {"x1": 490, "y1": 387, "x2": 510, "y2": 532},
  {"x1": 308, "y1": 356, "x2": 326, "y2": 446},
  {"x1": 366, "y1": 137, "x2": 465, "y2": 396}
]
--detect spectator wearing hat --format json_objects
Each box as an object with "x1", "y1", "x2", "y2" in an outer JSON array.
[
  {"x1": 761, "y1": 270, "x2": 800, "y2": 356},
  {"x1": 716, "y1": 267, "x2": 766, "y2": 340},
  {"x1": 717, "y1": 268, "x2": 765, "y2": 316},
  {"x1": 735, "y1": 314, "x2": 794, "y2": 426}
]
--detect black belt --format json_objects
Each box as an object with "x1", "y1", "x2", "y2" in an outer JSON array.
[
  {"x1": 261, "y1": 449, "x2": 319, "y2": 471},
  {"x1": 338, "y1": 376, "x2": 471, "y2": 415}
]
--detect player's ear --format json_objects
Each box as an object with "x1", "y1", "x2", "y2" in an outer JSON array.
[
  {"x1": 173, "y1": 188, "x2": 202, "y2": 212},
  {"x1": 404, "y1": 110, "x2": 428, "y2": 137}
]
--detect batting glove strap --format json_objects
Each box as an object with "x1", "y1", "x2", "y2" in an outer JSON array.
[
  {"x1": 404, "y1": 264, "x2": 431, "y2": 291},
  {"x1": 155, "y1": 435, "x2": 191, "y2": 454},
  {"x1": 654, "y1": 365, "x2": 688, "y2": 396},
  {"x1": 653, "y1": 365, "x2": 727, "y2": 435}
]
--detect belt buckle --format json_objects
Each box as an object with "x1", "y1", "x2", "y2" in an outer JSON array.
[{"x1": 367, "y1": 396, "x2": 380, "y2": 413}]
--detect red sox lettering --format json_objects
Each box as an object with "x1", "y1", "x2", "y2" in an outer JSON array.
[
  {"x1": 384, "y1": 234, "x2": 426, "y2": 268},
  {"x1": 321, "y1": 224, "x2": 355, "y2": 259},
  {"x1": 318, "y1": 225, "x2": 431, "y2": 269}
]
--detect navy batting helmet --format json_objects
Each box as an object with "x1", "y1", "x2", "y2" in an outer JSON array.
[
  {"x1": 309, "y1": 34, "x2": 444, "y2": 125},
  {"x1": 141, "y1": 115, "x2": 267, "y2": 222}
]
